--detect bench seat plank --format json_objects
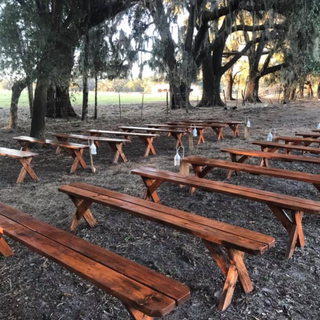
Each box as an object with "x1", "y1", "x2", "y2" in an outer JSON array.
[
  {"x1": 88, "y1": 130, "x2": 158, "y2": 157},
  {"x1": 59, "y1": 184, "x2": 272, "y2": 255},
  {"x1": 180, "y1": 156, "x2": 320, "y2": 191},
  {"x1": 51, "y1": 133, "x2": 129, "y2": 163},
  {"x1": 275, "y1": 136, "x2": 320, "y2": 146},
  {"x1": 0, "y1": 203, "x2": 189, "y2": 318},
  {"x1": 0, "y1": 147, "x2": 39, "y2": 183},
  {"x1": 131, "y1": 167, "x2": 320, "y2": 259},
  {"x1": 118, "y1": 126, "x2": 185, "y2": 148},
  {"x1": 13, "y1": 136, "x2": 88, "y2": 173},
  {"x1": 0, "y1": 147, "x2": 38, "y2": 158},
  {"x1": 58, "y1": 183, "x2": 274, "y2": 311},
  {"x1": 221, "y1": 147, "x2": 320, "y2": 166},
  {"x1": 252, "y1": 140, "x2": 320, "y2": 155}
]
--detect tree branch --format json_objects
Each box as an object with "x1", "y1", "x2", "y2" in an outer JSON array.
[{"x1": 221, "y1": 36, "x2": 262, "y2": 75}]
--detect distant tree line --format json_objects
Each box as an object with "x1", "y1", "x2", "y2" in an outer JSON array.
[{"x1": 0, "y1": 0, "x2": 319, "y2": 136}]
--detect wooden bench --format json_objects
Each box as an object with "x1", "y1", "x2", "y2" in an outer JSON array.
[
  {"x1": 145, "y1": 124, "x2": 207, "y2": 145},
  {"x1": 275, "y1": 136, "x2": 320, "y2": 147},
  {"x1": 166, "y1": 121, "x2": 227, "y2": 140},
  {"x1": 0, "y1": 147, "x2": 39, "y2": 183},
  {"x1": 252, "y1": 140, "x2": 320, "y2": 155},
  {"x1": 179, "y1": 156, "x2": 320, "y2": 193},
  {"x1": 295, "y1": 132, "x2": 320, "y2": 139},
  {"x1": 52, "y1": 133, "x2": 129, "y2": 164},
  {"x1": 88, "y1": 130, "x2": 158, "y2": 157},
  {"x1": 13, "y1": 136, "x2": 89, "y2": 173},
  {"x1": 0, "y1": 202, "x2": 189, "y2": 319},
  {"x1": 221, "y1": 147, "x2": 320, "y2": 168},
  {"x1": 118, "y1": 126, "x2": 186, "y2": 148},
  {"x1": 168, "y1": 120, "x2": 245, "y2": 138},
  {"x1": 131, "y1": 167, "x2": 320, "y2": 259},
  {"x1": 58, "y1": 182, "x2": 275, "y2": 311}
]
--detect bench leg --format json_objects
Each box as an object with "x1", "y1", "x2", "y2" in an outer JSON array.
[
  {"x1": 203, "y1": 241, "x2": 253, "y2": 311},
  {"x1": 212, "y1": 127, "x2": 224, "y2": 140},
  {"x1": 141, "y1": 178, "x2": 163, "y2": 203},
  {"x1": 229, "y1": 124, "x2": 240, "y2": 138},
  {"x1": 68, "y1": 149, "x2": 87, "y2": 173},
  {"x1": 17, "y1": 157, "x2": 39, "y2": 183},
  {"x1": 55, "y1": 137, "x2": 68, "y2": 154},
  {"x1": 89, "y1": 133, "x2": 102, "y2": 148},
  {"x1": 313, "y1": 183, "x2": 320, "y2": 193},
  {"x1": 139, "y1": 137, "x2": 156, "y2": 157},
  {"x1": 69, "y1": 197, "x2": 97, "y2": 232},
  {"x1": 108, "y1": 142, "x2": 127, "y2": 163},
  {"x1": 124, "y1": 304, "x2": 153, "y2": 320},
  {"x1": 171, "y1": 133, "x2": 183, "y2": 148},
  {"x1": 0, "y1": 229, "x2": 13, "y2": 257},
  {"x1": 268, "y1": 205, "x2": 305, "y2": 259},
  {"x1": 196, "y1": 129, "x2": 205, "y2": 145}
]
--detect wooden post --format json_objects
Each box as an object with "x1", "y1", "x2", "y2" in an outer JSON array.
[
  {"x1": 118, "y1": 92, "x2": 122, "y2": 122},
  {"x1": 223, "y1": 90, "x2": 227, "y2": 107},
  {"x1": 166, "y1": 91, "x2": 169, "y2": 115},
  {"x1": 140, "y1": 93, "x2": 144, "y2": 119}
]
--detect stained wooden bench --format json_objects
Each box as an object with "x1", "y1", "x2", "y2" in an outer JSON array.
[
  {"x1": 14, "y1": 136, "x2": 89, "y2": 173},
  {"x1": 118, "y1": 126, "x2": 186, "y2": 148},
  {"x1": 131, "y1": 167, "x2": 320, "y2": 259},
  {"x1": 169, "y1": 120, "x2": 245, "y2": 138},
  {"x1": 145, "y1": 124, "x2": 207, "y2": 145},
  {"x1": 0, "y1": 202, "x2": 189, "y2": 319},
  {"x1": 0, "y1": 147, "x2": 39, "y2": 183},
  {"x1": 88, "y1": 130, "x2": 158, "y2": 157},
  {"x1": 166, "y1": 121, "x2": 227, "y2": 140},
  {"x1": 52, "y1": 133, "x2": 129, "y2": 164},
  {"x1": 295, "y1": 132, "x2": 320, "y2": 139},
  {"x1": 275, "y1": 136, "x2": 320, "y2": 147},
  {"x1": 252, "y1": 140, "x2": 320, "y2": 156},
  {"x1": 221, "y1": 147, "x2": 320, "y2": 168},
  {"x1": 179, "y1": 156, "x2": 320, "y2": 193},
  {"x1": 58, "y1": 182, "x2": 275, "y2": 311}
]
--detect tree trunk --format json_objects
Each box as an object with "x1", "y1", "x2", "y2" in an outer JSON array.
[
  {"x1": 245, "y1": 75, "x2": 262, "y2": 103},
  {"x1": 82, "y1": 28, "x2": 89, "y2": 121},
  {"x1": 28, "y1": 83, "x2": 34, "y2": 118},
  {"x1": 8, "y1": 79, "x2": 29, "y2": 129},
  {"x1": 290, "y1": 87, "x2": 296, "y2": 100},
  {"x1": 317, "y1": 81, "x2": 320, "y2": 99},
  {"x1": 198, "y1": 55, "x2": 224, "y2": 107},
  {"x1": 170, "y1": 83, "x2": 190, "y2": 109},
  {"x1": 299, "y1": 81, "x2": 305, "y2": 98},
  {"x1": 30, "y1": 77, "x2": 49, "y2": 138},
  {"x1": 94, "y1": 73, "x2": 98, "y2": 119},
  {"x1": 46, "y1": 84, "x2": 77, "y2": 118},
  {"x1": 226, "y1": 69, "x2": 235, "y2": 101}
]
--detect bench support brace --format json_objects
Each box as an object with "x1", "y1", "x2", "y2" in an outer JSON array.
[
  {"x1": 124, "y1": 304, "x2": 153, "y2": 320},
  {"x1": 268, "y1": 205, "x2": 304, "y2": 259},
  {"x1": 228, "y1": 124, "x2": 240, "y2": 138},
  {"x1": 138, "y1": 137, "x2": 156, "y2": 157},
  {"x1": 211, "y1": 127, "x2": 224, "y2": 140},
  {"x1": 0, "y1": 229, "x2": 13, "y2": 257},
  {"x1": 142, "y1": 178, "x2": 163, "y2": 203},
  {"x1": 171, "y1": 133, "x2": 183, "y2": 148},
  {"x1": 69, "y1": 196, "x2": 97, "y2": 232},
  {"x1": 108, "y1": 142, "x2": 127, "y2": 164},
  {"x1": 17, "y1": 157, "x2": 39, "y2": 183},
  {"x1": 203, "y1": 240, "x2": 253, "y2": 311}
]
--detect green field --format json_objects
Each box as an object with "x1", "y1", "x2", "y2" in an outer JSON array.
[{"x1": 0, "y1": 90, "x2": 197, "y2": 108}]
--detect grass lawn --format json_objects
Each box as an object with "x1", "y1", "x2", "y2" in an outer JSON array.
[{"x1": 0, "y1": 90, "x2": 198, "y2": 108}]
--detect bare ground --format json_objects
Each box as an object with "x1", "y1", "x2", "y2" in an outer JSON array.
[{"x1": 0, "y1": 99, "x2": 320, "y2": 320}]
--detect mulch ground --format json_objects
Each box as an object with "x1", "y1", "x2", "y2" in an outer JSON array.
[{"x1": 0, "y1": 99, "x2": 320, "y2": 320}]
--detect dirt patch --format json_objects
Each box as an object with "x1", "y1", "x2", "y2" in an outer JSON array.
[{"x1": 1, "y1": 100, "x2": 320, "y2": 320}]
